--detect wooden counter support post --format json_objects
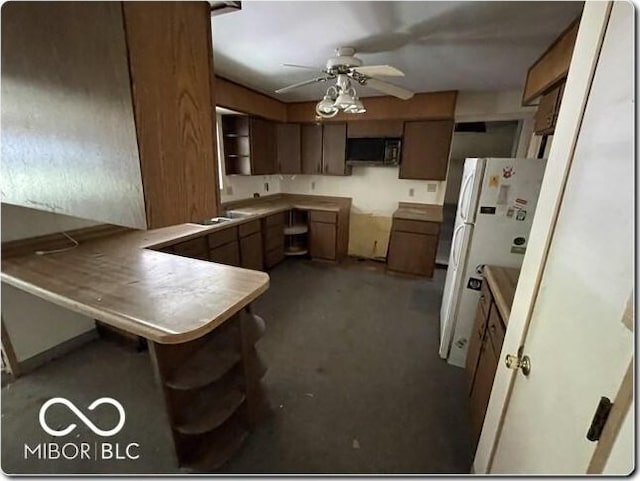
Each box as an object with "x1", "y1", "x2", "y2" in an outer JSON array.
[{"x1": 147, "y1": 305, "x2": 269, "y2": 472}]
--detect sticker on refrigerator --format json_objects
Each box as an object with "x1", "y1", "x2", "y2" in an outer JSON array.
[
  {"x1": 502, "y1": 166, "x2": 515, "y2": 178},
  {"x1": 507, "y1": 207, "x2": 515, "y2": 218},
  {"x1": 488, "y1": 175, "x2": 499, "y2": 188},
  {"x1": 516, "y1": 209, "x2": 527, "y2": 221},
  {"x1": 479, "y1": 206, "x2": 496, "y2": 215},
  {"x1": 466, "y1": 277, "x2": 482, "y2": 291}
]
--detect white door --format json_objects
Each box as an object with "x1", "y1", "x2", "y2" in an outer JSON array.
[{"x1": 488, "y1": 2, "x2": 634, "y2": 474}]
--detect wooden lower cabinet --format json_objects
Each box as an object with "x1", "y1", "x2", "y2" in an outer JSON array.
[
  {"x1": 465, "y1": 303, "x2": 487, "y2": 391},
  {"x1": 387, "y1": 230, "x2": 438, "y2": 277},
  {"x1": 309, "y1": 221, "x2": 337, "y2": 260},
  {"x1": 172, "y1": 237, "x2": 209, "y2": 260},
  {"x1": 239, "y1": 232, "x2": 263, "y2": 271},
  {"x1": 209, "y1": 241, "x2": 240, "y2": 266},
  {"x1": 469, "y1": 334, "x2": 498, "y2": 444},
  {"x1": 262, "y1": 213, "x2": 285, "y2": 269}
]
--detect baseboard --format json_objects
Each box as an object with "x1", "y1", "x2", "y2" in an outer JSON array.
[{"x1": 17, "y1": 329, "x2": 98, "y2": 376}]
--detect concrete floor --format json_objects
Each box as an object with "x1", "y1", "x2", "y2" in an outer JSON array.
[{"x1": 1, "y1": 259, "x2": 473, "y2": 475}]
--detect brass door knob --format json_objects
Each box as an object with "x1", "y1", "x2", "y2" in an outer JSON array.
[{"x1": 505, "y1": 345, "x2": 531, "y2": 376}]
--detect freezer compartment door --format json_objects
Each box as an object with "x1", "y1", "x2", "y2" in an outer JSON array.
[{"x1": 458, "y1": 158, "x2": 485, "y2": 224}]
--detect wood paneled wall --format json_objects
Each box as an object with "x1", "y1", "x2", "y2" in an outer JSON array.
[
  {"x1": 215, "y1": 76, "x2": 287, "y2": 122},
  {"x1": 286, "y1": 91, "x2": 458, "y2": 123},
  {"x1": 214, "y1": 76, "x2": 457, "y2": 123}
]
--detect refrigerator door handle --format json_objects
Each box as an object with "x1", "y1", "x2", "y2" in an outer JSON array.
[
  {"x1": 459, "y1": 174, "x2": 474, "y2": 222},
  {"x1": 452, "y1": 224, "x2": 465, "y2": 269}
]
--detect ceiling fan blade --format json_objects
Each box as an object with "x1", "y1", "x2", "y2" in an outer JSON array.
[
  {"x1": 283, "y1": 63, "x2": 324, "y2": 71},
  {"x1": 353, "y1": 65, "x2": 405, "y2": 77},
  {"x1": 364, "y1": 78, "x2": 414, "y2": 100},
  {"x1": 275, "y1": 76, "x2": 329, "y2": 94}
]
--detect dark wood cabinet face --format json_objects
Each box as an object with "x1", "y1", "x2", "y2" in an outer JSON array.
[{"x1": 399, "y1": 120, "x2": 454, "y2": 180}]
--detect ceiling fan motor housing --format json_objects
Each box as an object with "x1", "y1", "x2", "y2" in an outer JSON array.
[{"x1": 326, "y1": 46, "x2": 362, "y2": 70}]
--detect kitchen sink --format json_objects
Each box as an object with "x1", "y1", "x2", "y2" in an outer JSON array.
[{"x1": 194, "y1": 217, "x2": 232, "y2": 225}]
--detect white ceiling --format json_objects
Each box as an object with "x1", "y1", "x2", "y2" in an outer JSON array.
[{"x1": 212, "y1": 1, "x2": 583, "y2": 102}]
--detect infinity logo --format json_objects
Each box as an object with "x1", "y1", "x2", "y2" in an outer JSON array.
[{"x1": 39, "y1": 398, "x2": 126, "y2": 437}]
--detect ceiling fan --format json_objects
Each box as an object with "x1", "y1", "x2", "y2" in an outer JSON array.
[{"x1": 275, "y1": 47, "x2": 414, "y2": 118}]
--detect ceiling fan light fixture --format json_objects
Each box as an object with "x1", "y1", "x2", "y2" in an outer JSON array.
[
  {"x1": 333, "y1": 90, "x2": 356, "y2": 110},
  {"x1": 346, "y1": 97, "x2": 366, "y2": 114}
]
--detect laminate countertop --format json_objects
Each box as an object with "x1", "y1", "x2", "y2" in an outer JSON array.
[
  {"x1": 484, "y1": 265, "x2": 521, "y2": 324},
  {"x1": 1, "y1": 198, "x2": 342, "y2": 344},
  {"x1": 393, "y1": 202, "x2": 444, "y2": 223}
]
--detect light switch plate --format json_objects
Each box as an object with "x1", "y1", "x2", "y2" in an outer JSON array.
[
  {"x1": 409, "y1": 188, "x2": 415, "y2": 197},
  {"x1": 427, "y1": 183, "x2": 437, "y2": 193}
]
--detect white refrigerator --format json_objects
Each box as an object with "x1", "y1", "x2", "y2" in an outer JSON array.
[{"x1": 439, "y1": 157, "x2": 547, "y2": 367}]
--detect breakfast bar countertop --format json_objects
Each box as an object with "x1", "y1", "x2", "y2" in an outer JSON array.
[
  {"x1": 393, "y1": 202, "x2": 444, "y2": 223},
  {"x1": 1, "y1": 196, "x2": 346, "y2": 345}
]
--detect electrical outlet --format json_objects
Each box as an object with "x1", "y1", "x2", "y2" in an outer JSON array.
[
  {"x1": 225, "y1": 185, "x2": 233, "y2": 195},
  {"x1": 311, "y1": 181, "x2": 316, "y2": 190},
  {"x1": 409, "y1": 188, "x2": 415, "y2": 197},
  {"x1": 427, "y1": 183, "x2": 437, "y2": 193},
  {"x1": 264, "y1": 182, "x2": 269, "y2": 192}
]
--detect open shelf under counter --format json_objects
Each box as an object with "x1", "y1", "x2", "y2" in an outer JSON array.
[
  {"x1": 284, "y1": 224, "x2": 309, "y2": 235},
  {"x1": 179, "y1": 410, "x2": 249, "y2": 473}
]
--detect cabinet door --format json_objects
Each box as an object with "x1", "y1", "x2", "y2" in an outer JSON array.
[
  {"x1": 124, "y1": 2, "x2": 219, "y2": 227},
  {"x1": 469, "y1": 336, "x2": 498, "y2": 445},
  {"x1": 322, "y1": 122, "x2": 350, "y2": 176},
  {"x1": 347, "y1": 120, "x2": 404, "y2": 138},
  {"x1": 240, "y1": 232, "x2": 264, "y2": 271},
  {"x1": 399, "y1": 120, "x2": 454, "y2": 180},
  {"x1": 534, "y1": 83, "x2": 563, "y2": 135},
  {"x1": 387, "y1": 231, "x2": 437, "y2": 277},
  {"x1": 465, "y1": 302, "x2": 489, "y2": 392},
  {"x1": 172, "y1": 236, "x2": 208, "y2": 260},
  {"x1": 276, "y1": 123, "x2": 301, "y2": 174},
  {"x1": 309, "y1": 221, "x2": 337, "y2": 260},
  {"x1": 250, "y1": 117, "x2": 276, "y2": 174},
  {"x1": 209, "y1": 241, "x2": 240, "y2": 266},
  {"x1": 301, "y1": 124, "x2": 323, "y2": 174}
]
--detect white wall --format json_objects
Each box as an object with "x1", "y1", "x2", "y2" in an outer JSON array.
[
  {"x1": 220, "y1": 175, "x2": 282, "y2": 203},
  {"x1": 281, "y1": 168, "x2": 442, "y2": 216},
  {"x1": 1, "y1": 204, "x2": 97, "y2": 364}
]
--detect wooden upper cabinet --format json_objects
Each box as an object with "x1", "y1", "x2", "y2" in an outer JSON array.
[
  {"x1": 347, "y1": 120, "x2": 404, "y2": 138},
  {"x1": 399, "y1": 120, "x2": 454, "y2": 180},
  {"x1": 1, "y1": 2, "x2": 219, "y2": 229},
  {"x1": 121, "y1": 2, "x2": 219, "y2": 228},
  {"x1": 301, "y1": 124, "x2": 323, "y2": 174},
  {"x1": 250, "y1": 117, "x2": 277, "y2": 175},
  {"x1": 276, "y1": 123, "x2": 302, "y2": 174},
  {"x1": 322, "y1": 122, "x2": 351, "y2": 176},
  {"x1": 534, "y1": 82, "x2": 564, "y2": 135}
]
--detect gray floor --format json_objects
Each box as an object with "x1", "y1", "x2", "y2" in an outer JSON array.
[{"x1": 1, "y1": 259, "x2": 473, "y2": 475}]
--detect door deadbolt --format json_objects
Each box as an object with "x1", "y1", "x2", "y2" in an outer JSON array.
[{"x1": 505, "y1": 345, "x2": 531, "y2": 376}]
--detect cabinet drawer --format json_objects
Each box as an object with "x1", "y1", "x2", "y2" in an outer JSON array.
[
  {"x1": 264, "y1": 245, "x2": 284, "y2": 269},
  {"x1": 308, "y1": 210, "x2": 337, "y2": 224},
  {"x1": 480, "y1": 279, "x2": 493, "y2": 319},
  {"x1": 238, "y1": 219, "x2": 260, "y2": 238},
  {"x1": 207, "y1": 227, "x2": 238, "y2": 249},
  {"x1": 263, "y1": 224, "x2": 284, "y2": 252},
  {"x1": 172, "y1": 236, "x2": 208, "y2": 260},
  {"x1": 264, "y1": 212, "x2": 285, "y2": 227},
  {"x1": 392, "y1": 218, "x2": 440, "y2": 235},
  {"x1": 487, "y1": 305, "x2": 506, "y2": 357},
  {"x1": 209, "y1": 241, "x2": 240, "y2": 267}
]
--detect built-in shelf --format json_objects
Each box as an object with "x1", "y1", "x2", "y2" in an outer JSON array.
[
  {"x1": 244, "y1": 314, "x2": 266, "y2": 345},
  {"x1": 284, "y1": 247, "x2": 309, "y2": 256},
  {"x1": 284, "y1": 224, "x2": 308, "y2": 235},
  {"x1": 181, "y1": 412, "x2": 249, "y2": 472},
  {"x1": 245, "y1": 349, "x2": 268, "y2": 381},
  {"x1": 166, "y1": 334, "x2": 242, "y2": 390},
  {"x1": 175, "y1": 388, "x2": 246, "y2": 435}
]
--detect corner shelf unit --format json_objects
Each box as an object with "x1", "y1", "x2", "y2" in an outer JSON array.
[
  {"x1": 148, "y1": 307, "x2": 269, "y2": 472},
  {"x1": 284, "y1": 209, "x2": 309, "y2": 257}
]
